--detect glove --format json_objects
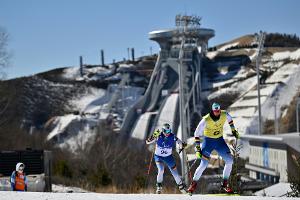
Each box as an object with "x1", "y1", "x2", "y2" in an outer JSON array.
[
  {"x1": 178, "y1": 142, "x2": 187, "y2": 154},
  {"x1": 195, "y1": 145, "x2": 202, "y2": 159},
  {"x1": 153, "y1": 129, "x2": 160, "y2": 138},
  {"x1": 232, "y1": 129, "x2": 240, "y2": 139},
  {"x1": 181, "y1": 142, "x2": 187, "y2": 149},
  {"x1": 196, "y1": 151, "x2": 202, "y2": 159}
]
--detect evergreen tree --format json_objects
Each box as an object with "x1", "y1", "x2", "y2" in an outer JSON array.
[
  {"x1": 228, "y1": 141, "x2": 243, "y2": 193},
  {"x1": 265, "y1": 33, "x2": 300, "y2": 47},
  {"x1": 288, "y1": 155, "x2": 300, "y2": 197}
]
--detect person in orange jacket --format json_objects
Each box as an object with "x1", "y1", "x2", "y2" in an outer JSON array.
[{"x1": 10, "y1": 162, "x2": 28, "y2": 191}]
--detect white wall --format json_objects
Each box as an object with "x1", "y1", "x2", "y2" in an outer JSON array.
[{"x1": 249, "y1": 146, "x2": 288, "y2": 182}]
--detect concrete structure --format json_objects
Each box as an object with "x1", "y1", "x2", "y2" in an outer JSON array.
[
  {"x1": 121, "y1": 16, "x2": 215, "y2": 141},
  {"x1": 149, "y1": 27, "x2": 214, "y2": 55},
  {"x1": 241, "y1": 133, "x2": 300, "y2": 183},
  {"x1": 120, "y1": 16, "x2": 214, "y2": 183}
]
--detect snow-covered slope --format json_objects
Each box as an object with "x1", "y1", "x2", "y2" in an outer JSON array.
[
  {"x1": 1, "y1": 192, "x2": 298, "y2": 200},
  {"x1": 204, "y1": 44, "x2": 300, "y2": 136},
  {"x1": 228, "y1": 52, "x2": 300, "y2": 135},
  {"x1": 44, "y1": 63, "x2": 146, "y2": 152}
]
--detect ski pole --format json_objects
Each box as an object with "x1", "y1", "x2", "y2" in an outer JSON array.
[
  {"x1": 181, "y1": 158, "x2": 198, "y2": 183},
  {"x1": 144, "y1": 148, "x2": 155, "y2": 192},
  {"x1": 185, "y1": 151, "x2": 193, "y2": 181},
  {"x1": 179, "y1": 148, "x2": 198, "y2": 182},
  {"x1": 178, "y1": 146, "x2": 192, "y2": 179}
]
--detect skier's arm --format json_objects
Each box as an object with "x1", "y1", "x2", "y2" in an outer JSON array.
[
  {"x1": 194, "y1": 118, "x2": 206, "y2": 140},
  {"x1": 226, "y1": 112, "x2": 239, "y2": 138},
  {"x1": 194, "y1": 119, "x2": 206, "y2": 159},
  {"x1": 174, "y1": 136, "x2": 187, "y2": 149}
]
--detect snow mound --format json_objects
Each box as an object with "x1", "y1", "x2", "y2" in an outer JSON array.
[
  {"x1": 255, "y1": 182, "x2": 292, "y2": 197},
  {"x1": 52, "y1": 184, "x2": 89, "y2": 193},
  {"x1": 70, "y1": 87, "x2": 105, "y2": 112},
  {"x1": 272, "y1": 49, "x2": 300, "y2": 61},
  {"x1": 47, "y1": 114, "x2": 80, "y2": 140}
]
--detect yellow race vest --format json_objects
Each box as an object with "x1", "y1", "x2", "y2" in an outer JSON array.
[{"x1": 203, "y1": 110, "x2": 227, "y2": 138}]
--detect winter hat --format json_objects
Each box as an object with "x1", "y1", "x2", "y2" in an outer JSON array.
[
  {"x1": 16, "y1": 162, "x2": 25, "y2": 172},
  {"x1": 212, "y1": 102, "x2": 221, "y2": 111}
]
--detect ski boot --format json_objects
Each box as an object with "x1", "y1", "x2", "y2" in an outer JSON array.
[
  {"x1": 221, "y1": 180, "x2": 234, "y2": 194},
  {"x1": 156, "y1": 182, "x2": 162, "y2": 194},
  {"x1": 178, "y1": 182, "x2": 187, "y2": 194},
  {"x1": 187, "y1": 181, "x2": 197, "y2": 196}
]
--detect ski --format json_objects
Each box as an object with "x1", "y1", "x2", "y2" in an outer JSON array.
[{"x1": 206, "y1": 193, "x2": 240, "y2": 196}]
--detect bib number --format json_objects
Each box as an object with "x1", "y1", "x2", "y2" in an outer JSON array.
[
  {"x1": 160, "y1": 149, "x2": 168, "y2": 155},
  {"x1": 213, "y1": 130, "x2": 220, "y2": 135}
]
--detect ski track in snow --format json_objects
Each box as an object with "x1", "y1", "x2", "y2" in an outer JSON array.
[{"x1": 1, "y1": 192, "x2": 298, "y2": 200}]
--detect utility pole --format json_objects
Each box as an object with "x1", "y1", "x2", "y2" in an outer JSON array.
[
  {"x1": 255, "y1": 31, "x2": 266, "y2": 135},
  {"x1": 274, "y1": 95, "x2": 279, "y2": 134},
  {"x1": 175, "y1": 14, "x2": 201, "y2": 185},
  {"x1": 131, "y1": 48, "x2": 135, "y2": 61},
  {"x1": 127, "y1": 48, "x2": 130, "y2": 60},
  {"x1": 101, "y1": 49, "x2": 105, "y2": 66},
  {"x1": 178, "y1": 26, "x2": 188, "y2": 186},
  {"x1": 79, "y1": 56, "x2": 83, "y2": 77}
]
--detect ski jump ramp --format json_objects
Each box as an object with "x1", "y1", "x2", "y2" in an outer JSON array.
[{"x1": 121, "y1": 26, "x2": 214, "y2": 140}]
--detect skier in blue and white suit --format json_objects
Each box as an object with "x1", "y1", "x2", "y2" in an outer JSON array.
[
  {"x1": 187, "y1": 102, "x2": 239, "y2": 194},
  {"x1": 146, "y1": 123, "x2": 187, "y2": 194}
]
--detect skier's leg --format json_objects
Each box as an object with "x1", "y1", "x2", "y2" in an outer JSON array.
[
  {"x1": 154, "y1": 155, "x2": 164, "y2": 194},
  {"x1": 165, "y1": 155, "x2": 181, "y2": 184},
  {"x1": 164, "y1": 155, "x2": 186, "y2": 193},
  {"x1": 216, "y1": 137, "x2": 234, "y2": 193},
  {"x1": 192, "y1": 137, "x2": 213, "y2": 181},
  {"x1": 188, "y1": 137, "x2": 213, "y2": 194},
  {"x1": 156, "y1": 161, "x2": 165, "y2": 183},
  {"x1": 215, "y1": 138, "x2": 233, "y2": 180},
  {"x1": 223, "y1": 157, "x2": 233, "y2": 180},
  {"x1": 192, "y1": 157, "x2": 209, "y2": 181},
  {"x1": 169, "y1": 165, "x2": 187, "y2": 193}
]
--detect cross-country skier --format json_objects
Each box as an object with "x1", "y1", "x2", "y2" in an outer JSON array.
[
  {"x1": 10, "y1": 162, "x2": 28, "y2": 191},
  {"x1": 187, "y1": 102, "x2": 239, "y2": 194},
  {"x1": 146, "y1": 123, "x2": 187, "y2": 194}
]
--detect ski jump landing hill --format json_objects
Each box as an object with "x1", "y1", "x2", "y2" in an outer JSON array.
[
  {"x1": 1, "y1": 192, "x2": 298, "y2": 200},
  {"x1": 120, "y1": 25, "x2": 214, "y2": 140}
]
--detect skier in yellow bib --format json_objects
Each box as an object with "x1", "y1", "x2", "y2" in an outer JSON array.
[{"x1": 187, "y1": 102, "x2": 239, "y2": 194}]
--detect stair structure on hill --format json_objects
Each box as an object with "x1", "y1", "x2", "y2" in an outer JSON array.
[{"x1": 120, "y1": 16, "x2": 215, "y2": 142}]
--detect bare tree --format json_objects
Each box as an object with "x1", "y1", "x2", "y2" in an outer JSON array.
[
  {"x1": 0, "y1": 26, "x2": 10, "y2": 79},
  {"x1": 0, "y1": 26, "x2": 11, "y2": 127}
]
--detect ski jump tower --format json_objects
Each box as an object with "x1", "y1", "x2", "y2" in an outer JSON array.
[{"x1": 121, "y1": 15, "x2": 214, "y2": 147}]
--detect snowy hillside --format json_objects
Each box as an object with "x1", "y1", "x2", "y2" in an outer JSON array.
[
  {"x1": 204, "y1": 36, "x2": 300, "y2": 137},
  {"x1": 229, "y1": 48, "x2": 300, "y2": 135},
  {"x1": 1, "y1": 192, "x2": 299, "y2": 200},
  {"x1": 1, "y1": 33, "x2": 300, "y2": 154},
  {"x1": 44, "y1": 63, "x2": 147, "y2": 152}
]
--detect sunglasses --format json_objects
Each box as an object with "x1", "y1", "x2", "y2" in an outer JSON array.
[{"x1": 163, "y1": 129, "x2": 171, "y2": 134}]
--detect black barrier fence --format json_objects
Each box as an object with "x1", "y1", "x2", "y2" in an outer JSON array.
[{"x1": 0, "y1": 149, "x2": 52, "y2": 191}]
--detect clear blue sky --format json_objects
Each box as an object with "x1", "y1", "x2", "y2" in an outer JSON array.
[{"x1": 1, "y1": 0, "x2": 300, "y2": 79}]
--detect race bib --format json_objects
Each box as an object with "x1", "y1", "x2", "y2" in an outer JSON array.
[{"x1": 155, "y1": 146, "x2": 172, "y2": 157}]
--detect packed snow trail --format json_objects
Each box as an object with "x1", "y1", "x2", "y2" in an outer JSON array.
[{"x1": 1, "y1": 192, "x2": 298, "y2": 200}]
